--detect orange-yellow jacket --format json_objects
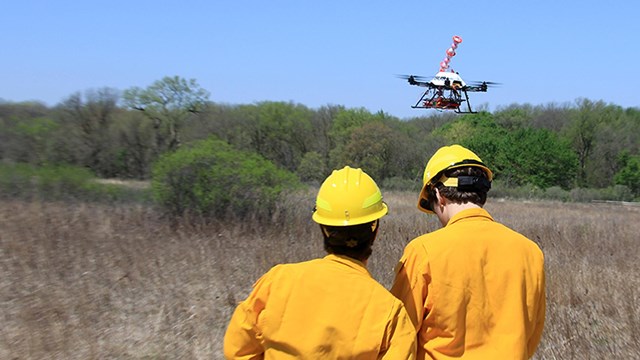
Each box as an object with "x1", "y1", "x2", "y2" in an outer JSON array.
[
  {"x1": 224, "y1": 254, "x2": 417, "y2": 359},
  {"x1": 391, "y1": 208, "x2": 545, "y2": 359}
]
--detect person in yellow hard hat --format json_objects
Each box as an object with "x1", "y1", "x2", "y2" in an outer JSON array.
[
  {"x1": 390, "y1": 145, "x2": 546, "y2": 359},
  {"x1": 224, "y1": 166, "x2": 417, "y2": 359}
]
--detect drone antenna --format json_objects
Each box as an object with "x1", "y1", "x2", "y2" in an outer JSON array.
[{"x1": 439, "y1": 35, "x2": 463, "y2": 72}]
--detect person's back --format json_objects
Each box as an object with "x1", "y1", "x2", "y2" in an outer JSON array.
[
  {"x1": 225, "y1": 254, "x2": 414, "y2": 358},
  {"x1": 391, "y1": 145, "x2": 545, "y2": 359},
  {"x1": 395, "y1": 208, "x2": 545, "y2": 359}
]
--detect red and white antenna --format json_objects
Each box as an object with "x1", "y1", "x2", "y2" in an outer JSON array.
[{"x1": 439, "y1": 35, "x2": 463, "y2": 72}]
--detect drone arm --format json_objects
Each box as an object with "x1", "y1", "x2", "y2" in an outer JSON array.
[
  {"x1": 409, "y1": 80, "x2": 434, "y2": 88},
  {"x1": 464, "y1": 85, "x2": 488, "y2": 92},
  {"x1": 464, "y1": 81, "x2": 495, "y2": 92}
]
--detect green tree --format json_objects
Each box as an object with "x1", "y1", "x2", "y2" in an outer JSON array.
[
  {"x1": 436, "y1": 113, "x2": 578, "y2": 189},
  {"x1": 530, "y1": 103, "x2": 572, "y2": 132},
  {"x1": 614, "y1": 152, "x2": 640, "y2": 196},
  {"x1": 494, "y1": 104, "x2": 535, "y2": 130},
  {"x1": 0, "y1": 101, "x2": 51, "y2": 162},
  {"x1": 110, "y1": 110, "x2": 155, "y2": 179},
  {"x1": 341, "y1": 121, "x2": 393, "y2": 180},
  {"x1": 502, "y1": 128, "x2": 578, "y2": 189},
  {"x1": 253, "y1": 101, "x2": 313, "y2": 171},
  {"x1": 207, "y1": 102, "x2": 313, "y2": 172},
  {"x1": 309, "y1": 105, "x2": 343, "y2": 168},
  {"x1": 54, "y1": 88, "x2": 121, "y2": 176},
  {"x1": 8, "y1": 117, "x2": 59, "y2": 165},
  {"x1": 297, "y1": 151, "x2": 327, "y2": 184},
  {"x1": 564, "y1": 99, "x2": 610, "y2": 187},
  {"x1": 436, "y1": 112, "x2": 510, "y2": 179},
  {"x1": 123, "y1": 76, "x2": 210, "y2": 154},
  {"x1": 494, "y1": 103, "x2": 572, "y2": 132},
  {"x1": 328, "y1": 108, "x2": 385, "y2": 169},
  {"x1": 382, "y1": 118, "x2": 430, "y2": 181},
  {"x1": 586, "y1": 105, "x2": 637, "y2": 188},
  {"x1": 151, "y1": 138, "x2": 301, "y2": 219}
]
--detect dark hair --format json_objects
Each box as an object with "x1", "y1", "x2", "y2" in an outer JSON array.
[
  {"x1": 432, "y1": 166, "x2": 489, "y2": 207},
  {"x1": 320, "y1": 220, "x2": 379, "y2": 262}
]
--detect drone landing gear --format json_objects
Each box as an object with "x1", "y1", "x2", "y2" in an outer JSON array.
[{"x1": 455, "y1": 89, "x2": 476, "y2": 114}]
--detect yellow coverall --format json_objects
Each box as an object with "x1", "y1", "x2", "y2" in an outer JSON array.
[
  {"x1": 391, "y1": 208, "x2": 545, "y2": 359},
  {"x1": 224, "y1": 254, "x2": 417, "y2": 359}
]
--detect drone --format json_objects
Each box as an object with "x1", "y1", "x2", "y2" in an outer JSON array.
[{"x1": 398, "y1": 35, "x2": 499, "y2": 114}]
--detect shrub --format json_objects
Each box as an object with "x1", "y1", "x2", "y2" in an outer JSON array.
[
  {"x1": 297, "y1": 151, "x2": 327, "y2": 185},
  {"x1": 0, "y1": 163, "x2": 146, "y2": 202},
  {"x1": 151, "y1": 138, "x2": 302, "y2": 219},
  {"x1": 0, "y1": 163, "x2": 89, "y2": 198},
  {"x1": 614, "y1": 153, "x2": 640, "y2": 196},
  {"x1": 489, "y1": 180, "x2": 544, "y2": 200},
  {"x1": 381, "y1": 176, "x2": 421, "y2": 192},
  {"x1": 597, "y1": 185, "x2": 634, "y2": 202},
  {"x1": 568, "y1": 186, "x2": 634, "y2": 202},
  {"x1": 542, "y1": 186, "x2": 571, "y2": 202}
]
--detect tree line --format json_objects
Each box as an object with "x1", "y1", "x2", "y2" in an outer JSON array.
[{"x1": 1, "y1": 76, "x2": 639, "y2": 199}]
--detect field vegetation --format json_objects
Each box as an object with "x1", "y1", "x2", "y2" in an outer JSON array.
[
  {"x1": 1, "y1": 191, "x2": 639, "y2": 359},
  {"x1": 2, "y1": 75, "x2": 640, "y2": 358}
]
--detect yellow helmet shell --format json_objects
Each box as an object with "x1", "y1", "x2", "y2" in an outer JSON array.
[
  {"x1": 418, "y1": 144, "x2": 493, "y2": 214},
  {"x1": 313, "y1": 166, "x2": 388, "y2": 226}
]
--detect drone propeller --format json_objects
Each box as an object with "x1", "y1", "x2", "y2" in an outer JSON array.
[
  {"x1": 469, "y1": 81, "x2": 502, "y2": 87},
  {"x1": 395, "y1": 74, "x2": 431, "y2": 81}
]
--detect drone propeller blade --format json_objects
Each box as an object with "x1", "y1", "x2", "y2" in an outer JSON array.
[
  {"x1": 395, "y1": 74, "x2": 431, "y2": 81},
  {"x1": 469, "y1": 81, "x2": 502, "y2": 87}
]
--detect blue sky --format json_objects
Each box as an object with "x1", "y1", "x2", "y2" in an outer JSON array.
[{"x1": 2, "y1": 1, "x2": 639, "y2": 119}]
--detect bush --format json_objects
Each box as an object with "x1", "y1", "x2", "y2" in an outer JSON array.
[
  {"x1": 569, "y1": 185, "x2": 634, "y2": 202},
  {"x1": 489, "y1": 180, "x2": 544, "y2": 200},
  {"x1": 0, "y1": 163, "x2": 147, "y2": 202},
  {"x1": 614, "y1": 153, "x2": 640, "y2": 196},
  {"x1": 297, "y1": 151, "x2": 327, "y2": 185},
  {"x1": 151, "y1": 138, "x2": 302, "y2": 219},
  {"x1": 381, "y1": 176, "x2": 421, "y2": 192},
  {"x1": 601, "y1": 185, "x2": 634, "y2": 201},
  {"x1": 542, "y1": 186, "x2": 571, "y2": 202}
]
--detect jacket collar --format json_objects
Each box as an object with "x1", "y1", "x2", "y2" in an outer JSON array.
[
  {"x1": 324, "y1": 254, "x2": 371, "y2": 277},
  {"x1": 446, "y1": 207, "x2": 494, "y2": 227}
]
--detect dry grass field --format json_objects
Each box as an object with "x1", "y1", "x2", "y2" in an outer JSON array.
[{"x1": 1, "y1": 191, "x2": 639, "y2": 359}]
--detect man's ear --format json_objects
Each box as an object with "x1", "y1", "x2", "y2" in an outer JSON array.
[{"x1": 434, "y1": 187, "x2": 446, "y2": 207}]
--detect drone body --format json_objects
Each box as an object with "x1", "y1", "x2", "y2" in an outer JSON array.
[{"x1": 399, "y1": 36, "x2": 497, "y2": 114}]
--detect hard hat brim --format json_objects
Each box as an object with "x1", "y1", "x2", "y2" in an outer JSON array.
[{"x1": 313, "y1": 202, "x2": 388, "y2": 226}]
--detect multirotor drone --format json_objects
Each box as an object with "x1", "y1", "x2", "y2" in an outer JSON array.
[{"x1": 398, "y1": 35, "x2": 499, "y2": 114}]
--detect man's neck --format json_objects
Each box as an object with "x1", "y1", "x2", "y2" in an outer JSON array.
[{"x1": 442, "y1": 202, "x2": 482, "y2": 225}]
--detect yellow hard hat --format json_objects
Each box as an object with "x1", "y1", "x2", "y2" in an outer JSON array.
[
  {"x1": 313, "y1": 166, "x2": 388, "y2": 226},
  {"x1": 418, "y1": 144, "x2": 493, "y2": 214}
]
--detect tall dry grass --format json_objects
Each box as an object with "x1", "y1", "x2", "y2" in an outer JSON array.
[{"x1": 1, "y1": 192, "x2": 639, "y2": 359}]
